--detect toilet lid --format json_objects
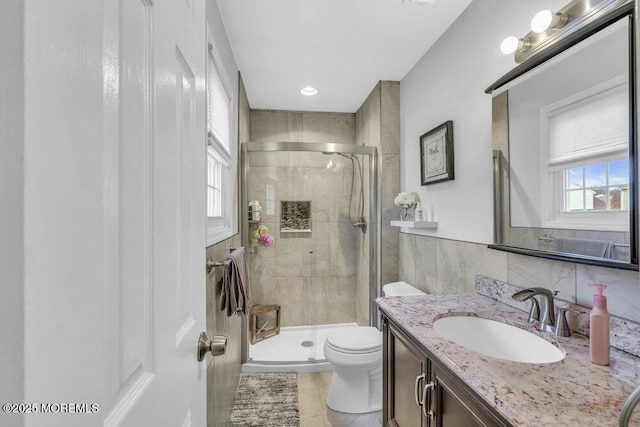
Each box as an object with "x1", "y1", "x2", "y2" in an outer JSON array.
[{"x1": 325, "y1": 326, "x2": 382, "y2": 353}]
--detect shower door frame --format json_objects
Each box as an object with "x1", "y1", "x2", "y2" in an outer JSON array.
[{"x1": 240, "y1": 141, "x2": 380, "y2": 364}]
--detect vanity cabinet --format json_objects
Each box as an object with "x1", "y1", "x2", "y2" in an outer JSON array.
[{"x1": 382, "y1": 315, "x2": 510, "y2": 427}]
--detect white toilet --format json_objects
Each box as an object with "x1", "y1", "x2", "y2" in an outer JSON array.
[{"x1": 324, "y1": 281, "x2": 426, "y2": 413}]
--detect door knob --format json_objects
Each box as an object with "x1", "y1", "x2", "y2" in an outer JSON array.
[{"x1": 197, "y1": 332, "x2": 227, "y2": 361}]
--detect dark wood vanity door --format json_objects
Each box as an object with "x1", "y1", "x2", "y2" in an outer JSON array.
[
  {"x1": 384, "y1": 319, "x2": 428, "y2": 427},
  {"x1": 431, "y1": 364, "x2": 489, "y2": 427},
  {"x1": 383, "y1": 314, "x2": 511, "y2": 427}
]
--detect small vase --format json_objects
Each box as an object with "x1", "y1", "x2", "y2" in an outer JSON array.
[{"x1": 401, "y1": 204, "x2": 415, "y2": 221}]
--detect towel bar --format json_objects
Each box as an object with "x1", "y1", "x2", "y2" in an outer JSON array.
[{"x1": 206, "y1": 257, "x2": 231, "y2": 273}]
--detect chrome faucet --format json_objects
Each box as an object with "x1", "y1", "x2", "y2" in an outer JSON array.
[{"x1": 511, "y1": 287, "x2": 557, "y2": 333}]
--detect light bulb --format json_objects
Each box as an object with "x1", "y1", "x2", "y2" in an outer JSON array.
[
  {"x1": 500, "y1": 36, "x2": 520, "y2": 55},
  {"x1": 531, "y1": 10, "x2": 567, "y2": 33},
  {"x1": 531, "y1": 10, "x2": 554, "y2": 33}
]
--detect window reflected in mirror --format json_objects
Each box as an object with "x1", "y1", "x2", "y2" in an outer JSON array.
[{"x1": 490, "y1": 14, "x2": 636, "y2": 268}]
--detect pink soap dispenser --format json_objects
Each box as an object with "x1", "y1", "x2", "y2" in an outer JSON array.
[{"x1": 587, "y1": 284, "x2": 610, "y2": 366}]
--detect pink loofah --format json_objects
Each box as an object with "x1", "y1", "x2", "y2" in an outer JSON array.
[{"x1": 258, "y1": 233, "x2": 274, "y2": 247}]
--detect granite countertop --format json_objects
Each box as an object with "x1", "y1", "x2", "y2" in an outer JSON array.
[{"x1": 377, "y1": 293, "x2": 640, "y2": 426}]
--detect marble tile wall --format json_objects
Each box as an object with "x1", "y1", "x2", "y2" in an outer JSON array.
[
  {"x1": 248, "y1": 109, "x2": 359, "y2": 327},
  {"x1": 399, "y1": 232, "x2": 640, "y2": 323},
  {"x1": 475, "y1": 275, "x2": 640, "y2": 357},
  {"x1": 355, "y1": 81, "x2": 401, "y2": 325}
]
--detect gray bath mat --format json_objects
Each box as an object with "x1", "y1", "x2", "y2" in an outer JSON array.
[{"x1": 229, "y1": 373, "x2": 299, "y2": 427}]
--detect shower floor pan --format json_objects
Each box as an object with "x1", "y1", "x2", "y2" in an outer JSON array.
[{"x1": 242, "y1": 322, "x2": 357, "y2": 373}]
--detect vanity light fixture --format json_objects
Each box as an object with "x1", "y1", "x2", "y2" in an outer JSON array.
[
  {"x1": 300, "y1": 86, "x2": 318, "y2": 96},
  {"x1": 530, "y1": 9, "x2": 568, "y2": 33},
  {"x1": 500, "y1": 36, "x2": 530, "y2": 55},
  {"x1": 498, "y1": 0, "x2": 606, "y2": 62}
]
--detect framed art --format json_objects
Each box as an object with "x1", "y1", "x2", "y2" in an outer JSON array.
[{"x1": 420, "y1": 120, "x2": 454, "y2": 185}]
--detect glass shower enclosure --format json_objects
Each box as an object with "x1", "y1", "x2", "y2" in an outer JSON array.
[{"x1": 240, "y1": 141, "x2": 378, "y2": 371}]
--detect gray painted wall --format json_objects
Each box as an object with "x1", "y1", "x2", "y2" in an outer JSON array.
[
  {"x1": 205, "y1": 3, "x2": 243, "y2": 427},
  {"x1": 399, "y1": 0, "x2": 640, "y2": 322},
  {"x1": 204, "y1": 74, "x2": 248, "y2": 427}
]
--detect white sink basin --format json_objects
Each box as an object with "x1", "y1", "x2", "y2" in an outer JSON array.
[{"x1": 432, "y1": 315, "x2": 565, "y2": 364}]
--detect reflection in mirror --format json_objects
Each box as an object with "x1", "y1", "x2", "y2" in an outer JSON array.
[{"x1": 489, "y1": 10, "x2": 637, "y2": 269}]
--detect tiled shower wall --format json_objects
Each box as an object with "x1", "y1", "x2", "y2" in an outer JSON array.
[
  {"x1": 355, "y1": 81, "x2": 401, "y2": 326},
  {"x1": 248, "y1": 110, "x2": 362, "y2": 327}
]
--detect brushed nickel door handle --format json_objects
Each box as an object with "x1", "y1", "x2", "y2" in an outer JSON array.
[
  {"x1": 197, "y1": 332, "x2": 227, "y2": 361},
  {"x1": 414, "y1": 373, "x2": 426, "y2": 406},
  {"x1": 422, "y1": 381, "x2": 435, "y2": 419}
]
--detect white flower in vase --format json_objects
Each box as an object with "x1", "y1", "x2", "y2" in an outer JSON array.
[{"x1": 394, "y1": 192, "x2": 420, "y2": 221}]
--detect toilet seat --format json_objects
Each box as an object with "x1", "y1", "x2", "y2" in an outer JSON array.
[{"x1": 325, "y1": 326, "x2": 381, "y2": 354}]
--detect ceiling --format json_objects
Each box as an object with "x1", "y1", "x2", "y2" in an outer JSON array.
[{"x1": 216, "y1": 0, "x2": 473, "y2": 113}]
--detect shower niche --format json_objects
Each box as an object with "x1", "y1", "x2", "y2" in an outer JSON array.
[{"x1": 280, "y1": 200, "x2": 311, "y2": 232}]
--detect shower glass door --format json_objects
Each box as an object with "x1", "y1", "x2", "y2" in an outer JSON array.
[{"x1": 242, "y1": 142, "x2": 377, "y2": 369}]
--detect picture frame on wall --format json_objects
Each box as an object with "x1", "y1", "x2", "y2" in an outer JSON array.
[{"x1": 420, "y1": 120, "x2": 454, "y2": 186}]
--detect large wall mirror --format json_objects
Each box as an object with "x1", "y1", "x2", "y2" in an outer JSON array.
[{"x1": 487, "y1": 0, "x2": 637, "y2": 270}]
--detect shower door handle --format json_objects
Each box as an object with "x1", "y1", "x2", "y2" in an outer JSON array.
[{"x1": 197, "y1": 332, "x2": 227, "y2": 361}]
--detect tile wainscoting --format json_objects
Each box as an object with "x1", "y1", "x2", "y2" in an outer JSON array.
[
  {"x1": 476, "y1": 275, "x2": 640, "y2": 357},
  {"x1": 399, "y1": 232, "x2": 640, "y2": 324}
]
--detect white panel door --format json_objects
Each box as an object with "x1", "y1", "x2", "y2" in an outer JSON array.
[
  {"x1": 101, "y1": 0, "x2": 207, "y2": 426},
  {"x1": 12, "y1": 0, "x2": 205, "y2": 426}
]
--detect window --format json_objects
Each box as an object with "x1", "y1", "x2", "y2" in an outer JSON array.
[
  {"x1": 564, "y1": 160, "x2": 629, "y2": 212},
  {"x1": 207, "y1": 147, "x2": 228, "y2": 218},
  {"x1": 541, "y1": 77, "x2": 629, "y2": 231},
  {"x1": 206, "y1": 37, "x2": 237, "y2": 245}
]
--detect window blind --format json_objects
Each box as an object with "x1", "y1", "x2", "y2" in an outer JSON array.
[
  {"x1": 547, "y1": 84, "x2": 628, "y2": 168},
  {"x1": 207, "y1": 55, "x2": 231, "y2": 153}
]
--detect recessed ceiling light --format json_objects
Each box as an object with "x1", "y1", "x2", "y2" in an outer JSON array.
[{"x1": 300, "y1": 86, "x2": 318, "y2": 96}]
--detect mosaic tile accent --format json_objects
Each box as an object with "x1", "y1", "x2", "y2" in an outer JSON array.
[{"x1": 280, "y1": 200, "x2": 311, "y2": 232}]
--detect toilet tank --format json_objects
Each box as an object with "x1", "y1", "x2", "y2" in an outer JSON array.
[{"x1": 382, "y1": 281, "x2": 426, "y2": 296}]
